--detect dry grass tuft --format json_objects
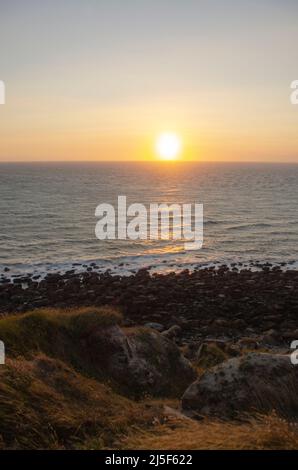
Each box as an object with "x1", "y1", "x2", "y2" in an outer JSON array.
[
  {"x1": 0, "y1": 354, "x2": 163, "y2": 450},
  {"x1": 0, "y1": 306, "x2": 122, "y2": 357},
  {"x1": 121, "y1": 412, "x2": 298, "y2": 450}
]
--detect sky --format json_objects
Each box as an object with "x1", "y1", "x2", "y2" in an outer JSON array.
[{"x1": 0, "y1": 0, "x2": 297, "y2": 162}]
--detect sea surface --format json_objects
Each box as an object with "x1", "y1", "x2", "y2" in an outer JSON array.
[{"x1": 0, "y1": 162, "x2": 297, "y2": 277}]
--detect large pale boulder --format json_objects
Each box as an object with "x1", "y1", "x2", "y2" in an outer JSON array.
[{"x1": 182, "y1": 353, "x2": 298, "y2": 419}]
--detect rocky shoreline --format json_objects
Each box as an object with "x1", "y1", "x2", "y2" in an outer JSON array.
[{"x1": 1, "y1": 264, "x2": 297, "y2": 349}]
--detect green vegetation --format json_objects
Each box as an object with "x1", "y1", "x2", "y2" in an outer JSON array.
[{"x1": 0, "y1": 306, "x2": 121, "y2": 357}]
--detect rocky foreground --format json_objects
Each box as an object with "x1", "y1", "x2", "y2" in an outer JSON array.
[
  {"x1": 0, "y1": 266, "x2": 298, "y2": 449},
  {"x1": 0, "y1": 305, "x2": 298, "y2": 450}
]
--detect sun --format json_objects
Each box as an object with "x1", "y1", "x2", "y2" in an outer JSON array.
[{"x1": 155, "y1": 132, "x2": 182, "y2": 160}]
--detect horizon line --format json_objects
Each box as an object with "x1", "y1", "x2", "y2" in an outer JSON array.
[{"x1": 0, "y1": 160, "x2": 298, "y2": 165}]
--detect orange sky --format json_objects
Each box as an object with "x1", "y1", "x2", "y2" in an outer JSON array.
[{"x1": 0, "y1": 1, "x2": 298, "y2": 162}]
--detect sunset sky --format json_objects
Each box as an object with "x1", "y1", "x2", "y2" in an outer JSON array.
[{"x1": 0, "y1": 0, "x2": 297, "y2": 162}]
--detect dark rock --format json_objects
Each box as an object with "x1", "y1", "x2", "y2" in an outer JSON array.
[{"x1": 85, "y1": 323, "x2": 195, "y2": 397}]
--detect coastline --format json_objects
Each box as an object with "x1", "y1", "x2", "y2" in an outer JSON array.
[
  {"x1": 1, "y1": 256, "x2": 297, "y2": 281},
  {"x1": 1, "y1": 262, "x2": 297, "y2": 348}
]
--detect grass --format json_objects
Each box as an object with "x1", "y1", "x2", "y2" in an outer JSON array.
[
  {"x1": 1, "y1": 352, "x2": 297, "y2": 450},
  {"x1": 121, "y1": 413, "x2": 298, "y2": 450},
  {"x1": 0, "y1": 306, "x2": 196, "y2": 399},
  {"x1": 0, "y1": 306, "x2": 297, "y2": 450},
  {"x1": 0, "y1": 307, "x2": 122, "y2": 355},
  {"x1": 0, "y1": 306, "x2": 124, "y2": 383},
  {"x1": 0, "y1": 354, "x2": 163, "y2": 449},
  {"x1": 194, "y1": 342, "x2": 228, "y2": 369},
  {"x1": 0, "y1": 306, "x2": 122, "y2": 357}
]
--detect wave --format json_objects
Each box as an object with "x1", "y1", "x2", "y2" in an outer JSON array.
[{"x1": 227, "y1": 223, "x2": 273, "y2": 231}]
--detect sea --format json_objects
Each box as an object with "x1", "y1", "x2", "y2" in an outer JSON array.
[{"x1": 0, "y1": 162, "x2": 297, "y2": 279}]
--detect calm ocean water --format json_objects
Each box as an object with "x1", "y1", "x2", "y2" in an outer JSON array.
[{"x1": 0, "y1": 162, "x2": 297, "y2": 277}]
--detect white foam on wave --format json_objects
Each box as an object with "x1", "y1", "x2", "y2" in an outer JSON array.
[{"x1": 1, "y1": 253, "x2": 298, "y2": 283}]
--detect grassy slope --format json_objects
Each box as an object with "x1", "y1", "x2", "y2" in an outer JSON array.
[
  {"x1": 0, "y1": 306, "x2": 122, "y2": 357},
  {"x1": 0, "y1": 354, "x2": 164, "y2": 449},
  {"x1": 0, "y1": 307, "x2": 297, "y2": 450}
]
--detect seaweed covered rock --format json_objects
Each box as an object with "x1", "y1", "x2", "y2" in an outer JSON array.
[{"x1": 182, "y1": 353, "x2": 298, "y2": 419}]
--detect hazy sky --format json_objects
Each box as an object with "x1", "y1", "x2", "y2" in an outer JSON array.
[{"x1": 0, "y1": 0, "x2": 297, "y2": 161}]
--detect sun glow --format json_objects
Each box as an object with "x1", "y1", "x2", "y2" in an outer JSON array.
[{"x1": 155, "y1": 132, "x2": 182, "y2": 160}]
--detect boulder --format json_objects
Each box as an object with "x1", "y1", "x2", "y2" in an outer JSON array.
[
  {"x1": 182, "y1": 352, "x2": 298, "y2": 419},
  {"x1": 84, "y1": 323, "x2": 196, "y2": 398}
]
